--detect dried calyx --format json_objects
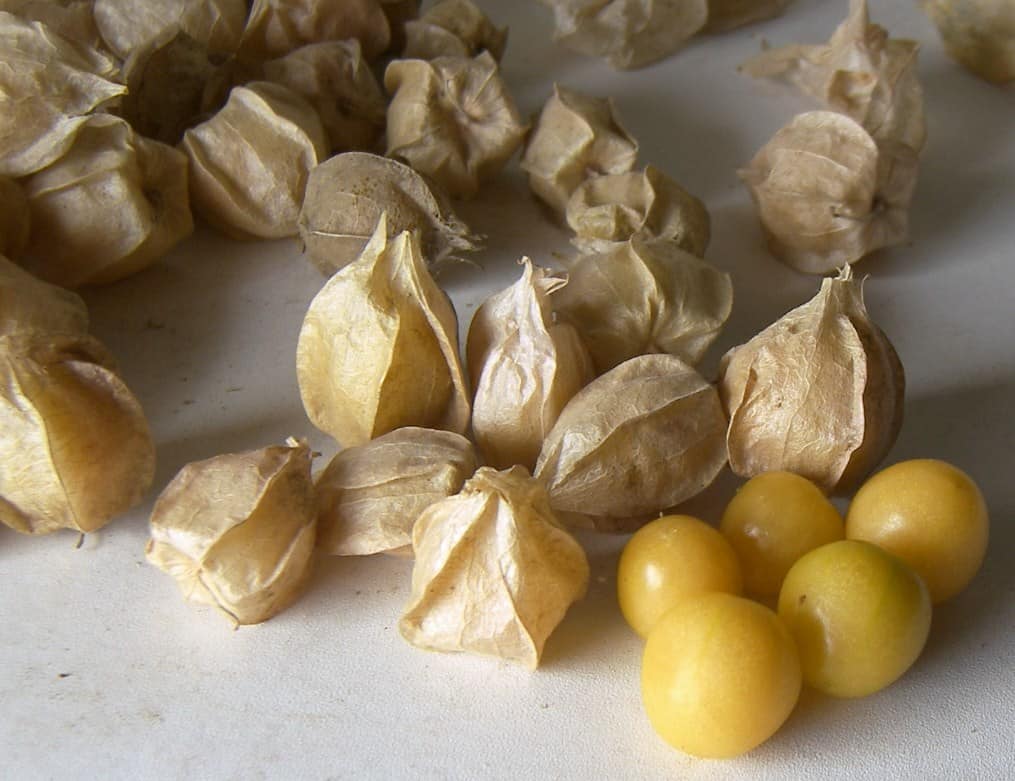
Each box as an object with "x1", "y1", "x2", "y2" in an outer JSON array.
[
  {"x1": 0, "y1": 0, "x2": 106, "y2": 50},
  {"x1": 93, "y1": 0, "x2": 248, "y2": 59},
  {"x1": 920, "y1": 0, "x2": 1015, "y2": 84},
  {"x1": 0, "y1": 254, "x2": 88, "y2": 337},
  {"x1": 403, "y1": 0, "x2": 506, "y2": 61}
]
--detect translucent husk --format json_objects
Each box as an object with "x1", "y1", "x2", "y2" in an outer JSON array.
[
  {"x1": 467, "y1": 259, "x2": 595, "y2": 471},
  {"x1": 920, "y1": 0, "x2": 1015, "y2": 83},
  {"x1": 534, "y1": 354, "x2": 728, "y2": 532},
  {"x1": 703, "y1": 0, "x2": 795, "y2": 33},
  {"x1": 22, "y1": 114, "x2": 194, "y2": 288},
  {"x1": 0, "y1": 332, "x2": 155, "y2": 536},
  {"x1": 0, "y1": 178, "x2": 30, "y2": 258},
  {"x1": 297, "y1": 152, "x2": 480, "y2": 277},
  {"x1": 553, "y1": 237, "x2": 733, "y2": 373},
  {"x1": 296, "y1": 216, "x2": 471, "y2": 447},
  {"x1": 403, "y1": 0, "x2": 507, "y2": 61},
  {"x1": 0, "y1": 0, "x2": 104, "y2": 49},
  {"x1": 316, "y1": 427, "x2": 477, "y2": 556},
  {"x1": 739, "y1": 110, "x2": 918, "y2": 274},
  {"x1": 146, "y1": 438, "x2": 317, "y2": 626},
  {"x1": 93, "y1": 0, "x2": 248, "y2": 59},
  {"x1": 520, "y1": 85, "x2": 638, "y2": 218},
  {"x1": 718, "y1": 266, "x2": 905, "y2": 495},
  {"x1": 400, "y1": 465, "x2": 589, "y2": 669},
  {"x1": 181, "y1": 81, "x2": 328, "y2": 240},
  {"x1": 0, "y1": 254, "x2": 89, "y2": 337},
  {"x1": 384, "y1": 51, "x2": 528, "y2": 199}
]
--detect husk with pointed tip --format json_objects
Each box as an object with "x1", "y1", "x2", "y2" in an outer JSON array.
[
  {"x1": 0, "y1": 0, "x2": 104, "y2": 49},
  {"x1": 403, "y1": 0, "x2": 507, "y2": 61},
  {"x1": 93, "y1": 0, "x2": 247, "y2": 58},
  {"x1": 0, "y1": 255, "x2": 88, "y2": 337},
  {"x1": 703, "y1": 0, "x2": 795, "y2": 33},
  {"x1": 920, "y1": 0, "x2": 1015, "y2": 83},
  {"x1": 0, "y1": 178, "x2": 30, "y2": 258}
]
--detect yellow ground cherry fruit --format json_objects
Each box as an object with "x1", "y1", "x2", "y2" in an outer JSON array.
[
  {"x1": 641, "y1": 593, "x2": 801, "y2": 759},
  {"x1": 617, "y1": 514, "x2": 742, "y2": 638},
  {"x1": 720, "y1": 471, "x2": 844, "y2": 598},
  {"x1": 845, "y1": 459, "x2": 988, "y2": 603},
  {"x1": 778, "y1": 540, "x2": 931, "y2": 698}
]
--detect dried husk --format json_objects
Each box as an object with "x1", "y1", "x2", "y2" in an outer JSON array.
[
  {"x1": 467, "y1": 260, "x2": 595, "y2": 471},
  {"x1": 146, "y1": 439, "x2": 317, "y2": 626},
  {"x1": 296, "y1": 216, "x2": 471, "y2": 447},
  {"x1": 920, "y1": 0, "x2": 1015, "y2": 83},
  {"x1": 739, "y1": 110, "x2": 918, "y2": 274},
  {"x1": 316, "y1": 427, "x2": 477, "y2": 556},
  {"x1": 384, "y1": 52, "x2": 528, "y2": 199},
  {"x1": 403, "y1": 0, "x2": 507, "y2": 61},
  {"x1": 553, "y1": 237, "x2": 733, "y2": 373},
  {"x1": 0, "y1": 254, "x2": 88, "y2": 337},
  {"x1": 0, "y1": 1, "x2": 104, "y2": 49},
  {"x1": 703, "y1": 0, "x2": 795, "y2": 33},
  {"x1": 719, "y1": 266, "x2": 904, "y2": 495},
  {"x1": 0, "y1": 177, "x2": 30, "y2": 258},
  {"x1": 93, "y1": 0, "x2": 247, "y2": 58},
  {"x1": 181, "y1": 81, "x2": 328, "y2": 240},
  {"x1": 400, "y1": 465, "x2": 589, "y2": 669},
  {"x1": 565, "y1": 165, "x2": 710, "y2": 256},
  {"x1": 520, "y1": 85, "x2": 638, "y2": 218},
  {"x1": 535, "y1": 354, "x2": 728, "y2": 532},
  {"x1": 0, "y1": 331, "x2": 155, "y2": 535}
]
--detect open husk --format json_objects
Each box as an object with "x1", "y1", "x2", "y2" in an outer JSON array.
[
  {"x1": 0, "y1": 254, "x2": 89, "y2": 337},
  {"x1": 403, "y1": 0, "x2": 507, "y2": 61},
  {"x1": 93, "y1": 0, "x2": 247, "y2": 58},
  {"x1": 0, "y1": 177, "x2": 30, "y2": 258},
  {"x1": 920, "y1": 0, "x2": 1015, "y2": 83},
  {"x1": 704, "y1": 0, "x2": 795, "y2": 33}
]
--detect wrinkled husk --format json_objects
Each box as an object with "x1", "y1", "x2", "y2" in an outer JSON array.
[
  {"x1": 921, "y1": 0, "x2": 1015, "y2": 83},
  {"x1": 719, "y1": 266, "x2": 905, "y2": 495},
  {"x1": 297, "y1": 217, "x2": 471, "y2": 446},
  {"x1": 146, "y1": 439, "x2": 317, "y2": 626},
  {"x1": 554, "y1": 237, "x2": 733, "y2": 373},
  {"x1": 403, "y1": 0, "x2": 507, "y2": 61},
  {"x1": 0, "y1": 178, "x2": 31, "y2": 258},
  {"x1": 0, "y1": 254, "x2": 88, "y2": 337},
  {"x1": 565, "y1": 165, "x2": 710, "y2": 255},
  {"x1": 0, "y1": 0, "x2": 104, "y2": 49},
  {"x1": 539, "y1": 0, "x2": 708, "y2": 70},
  {"x1": 316, "y1": 427, "x2": 477, "y2": 556},
  {"x1": 0, "y1": 332, "x2": 155, "y2": 535},
  {"x1": 400, "y1": 465, "x2": 589, "y2": 669},
  {"x1": 385, "y1": 52, "x2": 528, "y2": 198},
  {"x1": 181, "y1": 81, "x2": 328, "y2": 240},
  {"x1": 298, "y1": 152, "x2": 480, "y2": 277},
  {"x1": 0, "y1": 11, "x2": 125, "y2": 178},
  {"x1": 739, "y1": 111, "x2": 918, "y2": 274},
  {"x1": 93, "y1": 0, "x2": 247, "y2": 58},
  {"x1": 704, "y1": 0, "x2": 795, "y2": 33},
  {"x1": 467, "y1": 260, "x2": 594, "y2": 471},
  {"x1": 534, "y1": 354, "x2": 728, "y2": 532},
  {"x1": 520, "y1": 85, "x2": 638, "y2": 218}
]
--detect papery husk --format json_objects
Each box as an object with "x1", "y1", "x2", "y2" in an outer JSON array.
[
  {"x1": 539, "y1": 0, "x2": 708, "y2": 70},
  {"x1": 296, "y1": 216, "x2": 471, "y2": 447},
  {"x1": 0, "y1": 254, "x2": 88, "y2": 337},
  {"x1": 718, "y1": 266, "x2": 904, "y2": 495},
  {"x1": 553, "y1": 237, "x2": 732, "y2": 373},
  {"x1": 146, "y1": 438, "x2": 317, "y2": 626},
  {"x1": 739, "y1": 110, "x2": 918, "y2": 274},
  {"x1": 403, "y1": 0, "x2": 507, "y2": 61},
  {"x1": 384, "y1": 52, "x2": 528, "y2": 199},
  {"x1": 0, "y1": 11, "x2": 125, "y2": 178},
  {"x1": 181, "y1": 81, "x2": 328, "y2": 240},
  {"x1": 921, "y1": 0, "x2": 1015, "y2": 83},
  {"x1": 316, "y1": 427, "x2": 477, "y2": 556},
  {"x1": 703, "y1": 0, "x2": 795, "y2": 33},
  {"x1": 0, "y1": 331, "x2": 155, "y2": 535},
  {"x1": 565, "y1": 165, "x2": 710, "y2": 255},
  {"x1": 467, "y1": 259, "x2": 595, "y2": 471},
  {"x1": 400, "y1": 465, "x2": 589, "y2": 669},
  {"x1": 520, "y1": 85, "x2": 638, "y2": 218},
  {"x1": 0, "y1": 0, "x2": 104, "y2": 49},
  {"x1": 298, "y1": 152, "x2": 480, "y2": 277},
  {"x1": 93, "y1": 0, "x2": 247, "y2": 58},
  {"x1": 0, "y1": 178, "x2": 30, "y2": 258}
]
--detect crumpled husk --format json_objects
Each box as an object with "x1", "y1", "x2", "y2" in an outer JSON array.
[
  {"x1": 467, "y1": 259, "x2": 594, "y2": 471},
  {"x1": 403, "y1": 0, "x2": 507, "y2": 61},
  {"x1": 400, "y1": 465, "x2": 589, "y2": 669},
  {"x1": 0, "y1": 178, "x2": 30, "y2": 258},
  {"x1": 0, "y1": 254, "x2": 88, "y2": 337},
  {"x1": 553, "y1": 237, "x2": 732, "y2": 373},
  {"x1": 146, "y1": 438, "x2": 317, "y2": 626},
  {"x1": 703, "y1": 0, "x2": 795, "y2": 33},
  {"x1": 181, "y1": 81, "x2": 328, "y2": 240},
  {"x1": 920, "y1": 0, "x2": 1015, "y2": 83},
  {"x1": 316, "y1": 426, "x2": 477, "y2": 556},
  {"x1": 0, "y1": 331, "x2": 155, "y2": 535},
  {"x1": 565, "y1": 165, "x2": 710, "y2": 255},
  {"x1": 0, "y1": 11, "x2": 125, "y2": 178},
  {"x1": 297, "y1": 216, "x2": 471, "y2": 447},
  {"x1": 93, "y1": 0, "x2": 247, "y2": 58},
  {"x1": 384, "y1": 51, "x2": 528, "y2": 198},
  {"x1": 539, "y1": 0, "x2": 708, "y2": 70},
  {"x1": 719, "y1": 266, "x2": 904, "y2": 495},
  {"x1": 520, "y1": 85, "x2": 638, "y2": 218},
  {"x1": 739, "y1": 110, "x2": 918, "y2": 274},
  {"x1": 534, "y1": 353, "x2": 728, "y2": 532},
  {"x1": 0, "y1": 0, "x2": 104, "y2": 49}
]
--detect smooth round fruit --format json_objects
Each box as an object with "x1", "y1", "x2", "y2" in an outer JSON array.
[
  {"x1": 846, "y1": 459, "x2": 988, "y2": 603},
  {"x1": 720, "y1": 471, "x2": 844, "y2": 597},
  {"x1": 778, "y1": 540, "x2": 931, "y2": 698},
  {"x1": 617, "y1": 514, "x2": 742, "y2": 638},
  {"x1": 641, "y1": 593, "x2": 801, "y2": 759}
]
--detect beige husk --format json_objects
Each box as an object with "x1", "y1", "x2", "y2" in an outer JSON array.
[
  {"x1": 384, "y1": 51, "x2": 528, "y2": 199},
  {"x1": 400, "y1": 465, "x2": 589, "y2": 669},
  {"x1": 718, "y1": 266, "x2": 905, "y2": 495},
  {"x1": 93, "y1": 0, "x2": 248, "y2": 58},
  {"x1": 703, "y1": 0, "x2": 795, "y2": 33},
  {"x1": 0, "y1": 332, "x2": 155, "y2": 535},
  {"x1": 296, "y1": 216, "x2": 471, "y2": 447},
  {"x1": 0, "y1": 178, "x2": 30, "y2": 258},
  {"x1": 920, "y1": 0, "x2": 1015, "y2": 83},
  {"x1": 534, "y1": 354, "x2": 728, "y2": 532},
  {"x1": 467, "y1": 259, "x2": 595, "y2": 471},
  {"x1": 181, "y1": 81, "x2": 328, "y2": 240},
  {"x1": 0, "y1": 1, "x2": 104, "y2": 49},
  {"x1": 520, "y1": 85, "x2": 638, "y2": 218},
  {"x1": 0, "y1": 254, "x2": 89, "y2": 337},
  {"x1": 316, "y1": 427, "x2": 477, "y2": 556},
  {"x1": 403, "y1": 0, "x2": 507, "y2": 61},
  {"x1": 146, "y1": 439, "x2": 317, "y2": 626}
]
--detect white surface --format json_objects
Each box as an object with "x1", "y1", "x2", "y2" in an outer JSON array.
[{"x1": 3, "y1": 2, "x2": 1014, "y2": 779}]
